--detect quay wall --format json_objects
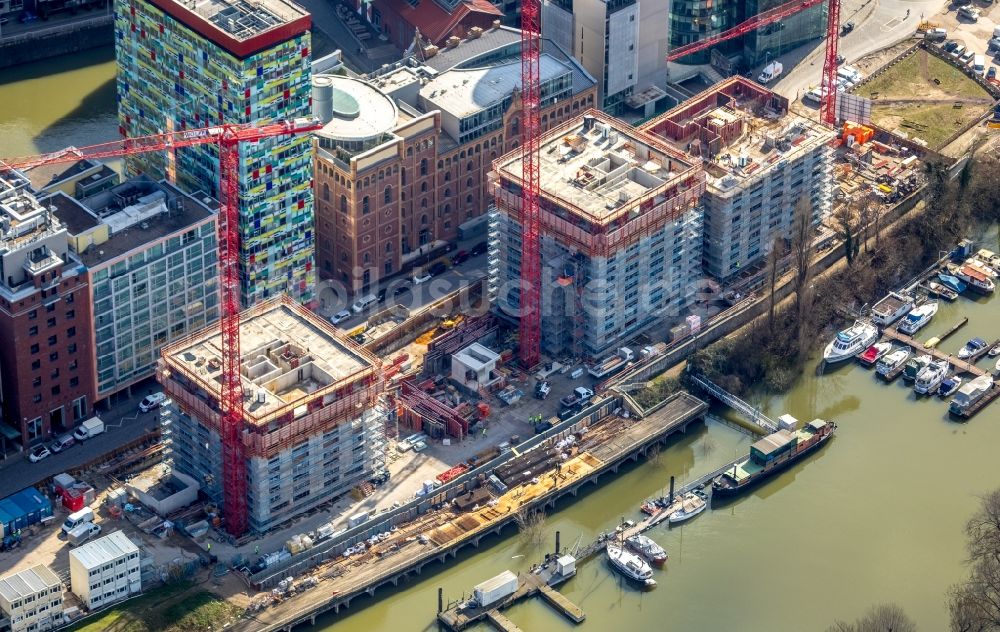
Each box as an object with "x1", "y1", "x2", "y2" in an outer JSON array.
[{"x1": 0, "y1": 17, "x2": 111, "y2": 69}]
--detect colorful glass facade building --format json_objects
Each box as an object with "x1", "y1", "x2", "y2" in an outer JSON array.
[{"x1": 114, "y1": 0, "x2": 316, "y2": 306}]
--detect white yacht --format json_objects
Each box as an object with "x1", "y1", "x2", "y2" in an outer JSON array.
[
  {"x1": 876, "y1": 347, "x2": 911, "y2": 376},
  {"x1": 914, "y1": 360, "x2": 949, "y2": 395},
  {"x1": 606, "y1": 544, "x2": 656, "y2": 586},
  {"x1": 898, "y1": 303, "x2": 939, "y2": 335},
  {"x1": 823, "y1": 321, "x2": 879, "y2": 363}
]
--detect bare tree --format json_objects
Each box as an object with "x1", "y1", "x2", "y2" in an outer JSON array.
[
  {"x1": 514, "y1": 508, "x2": 547, "y2": 545},
  {"x1": 949, "y1": 489, "x2": 1000, "y2": 631},
  {"x1": 833, "y1": 203, "x2": 858, "y2": 266},
  {"x1": 828, "y1": 603, "x2": 918, "y2": 632},
  {"x1": 766, "y1": 236, "x2": 783, "y2": 335},
  {"x1": 791, "y1": 196, "x2": 817, "y2": 356}
]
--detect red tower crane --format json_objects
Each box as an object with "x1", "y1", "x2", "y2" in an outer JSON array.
[
  {"x1": 519, "y1": 0, "x2": 542, "y2": 369},
  {"x1": 1, "y1": 117, "x2": 322, "y2": 537},
  {"x1": 666, "y1": 0, "x2": 841, "y2": 125}
]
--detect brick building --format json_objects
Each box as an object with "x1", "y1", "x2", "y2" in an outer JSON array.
[
  {"x1": 313, "y1": 23, "x2": 598, "y2": 293},
  {"x1": 359, "y1": 0, "x2": 501, "y2": 51},
  {"x1": 0, "y1": 168, "x2": 94, "y2": 448}
]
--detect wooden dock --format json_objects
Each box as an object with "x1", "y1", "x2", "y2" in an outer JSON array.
[
  {"x1": 538, "y1": 584, "x2": 586, "y2": 623},
  {"x1": 957, "y1": 383, "x2": 1000, "y2": 419},
  {"x1": 926, "y1": 317, "x2": 968, "y2": 346},
  {"x1": 882, "y1": 328, "x2": 988, "y2": 377},
  {"x1": 485, "y1": 610, "x2": 522, "y2": 632}
]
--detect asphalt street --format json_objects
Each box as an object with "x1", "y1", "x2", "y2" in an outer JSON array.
[{"x1": 0, "y1": 379, "x2": 160, "y2": 498}]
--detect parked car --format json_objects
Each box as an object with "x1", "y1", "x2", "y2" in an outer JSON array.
[
  {"x1": 19, "y1": 11, "x2": 37, "y2": 22},
  {"x1": 958, "y1": 5, "x2": 979, "y2": 20},
  {"x1": 989, "y1": 66, "x2": 997, "y2": 80},
  {"x1": 926, "y1": 27, "x2": 948, "y2": 41},
  {"x1": 412, "y1": 271, "x2": 432, "y2": 284},
  {"x1": 470, "y1": 241, "x2": 488, "y2": 256},
  {"x1": 330, "y1": 309, "x2": 351, "y2": 325},
  {"x1": 989, "y1": 37, "x2": 1000, "y2": 51},
  {"x1": 393, "y1": 284, "x2": 411, "y2": 297},
  {"x1": 836, "y1": 54, "x2": 845, "y2": 64},
  {"x1": 428, "y1": 261, "x2": 448, "y2": 276},
  {"x1": 451, "y1": 250, "x2": 469, "y2": 265},
  {"x1": 28, "y1": 445, "x2": 51, "y2": 463},
  {"x1": 376, "y1": 287, "x2": 388, "y2": 302},
  {"x1": 351, "y1": 293, "x2": 377, "y2": 314},
  {"x1": 951, "y1": 44, "x2": 967, "y2": 58},
  {"x1": 942, "y1": 40, "x2": 960, "y2": 53},
  {"x1": 840, "y1": 21, "x2": 855, "y2": 36},
  {"x1": 960, "y1": 49, "x2": 975, "y2": 65},
  {"x1": 139, "y1": 391, "x2": 167, "y2": 413},
  {"x1": 50, "y1": 434, "x2": 76, "y2": 453}
]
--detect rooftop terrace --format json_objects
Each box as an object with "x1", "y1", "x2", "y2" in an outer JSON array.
[
  {"x1": 162, "y1": 297, "x2": 380, "y2": 423},
  {"x1": 496, "y1": 110, "x2": 698, "y2": 222}
]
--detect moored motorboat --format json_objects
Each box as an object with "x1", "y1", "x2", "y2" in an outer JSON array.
[
  {"x1": 858, "y1": 342, "x2": 891, "y2": 366},
  {"x1": 625, "y1": 534, "x2": 668, "y2": 567},
  {"x1": 898, "y1": 303, "x2": 939, "y2": 335},
  {"x1": 989, "y1": 343, "x2": 1000, "y2": 358},
  {"x1": 606, "y1": 544, "x2": 656, "y2": 586},
  {"x1": 914, "y1": 360, "x2": 949, "y2": 395},
  {"x1": 823, "y1": 321, "x2": 879, "y2": 363},
  {"x1": 926, "y1": 281, "x2": 958, "y2": 301},
  {"x1": 937, "y1": 273, "x2": 967, "y2": 294},
  {"x1": 964, "y1": 258, "x2": 998, "y2": 279},
  {"x1": 903, "y1": 354, "x2": 933, "y2": 382},
  {"x1": 876, "y1": 347, "x2": 911, "y2": 377},
  {"x1": 938, "y1": 375, "x2": 963, "y2": 398},
  {"x1": 958, "y1": 337, "x2": 988, "y2": 360},
  {"x1": 668, "y1": 492, "x2": 708, "y2": 525},
  {"x1": 951, "y1": 264, "x2": 996, "y2": 294}
]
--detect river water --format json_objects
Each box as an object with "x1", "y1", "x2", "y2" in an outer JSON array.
[{"x1": 4, "y1": 50, "x2": 1000, "y2": 632}]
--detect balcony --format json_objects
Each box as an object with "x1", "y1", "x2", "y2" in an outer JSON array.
[{"x1": 23, "y1": 250, "x2": 63, "y2": 277}]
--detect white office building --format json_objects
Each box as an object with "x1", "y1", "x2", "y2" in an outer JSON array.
[
  {"x1": 0, "y1": 565, "x2": 63, "y2": 632},
  {"x1": 69, "y1": 530, "x2": 141, "y2": 610}
]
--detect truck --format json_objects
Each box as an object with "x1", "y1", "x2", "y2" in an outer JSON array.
[
  {"x1": 757, "y1": 61, "x2": 783, "y2": 84},
  {"x1": 72, "y1": 417, "x2": 105, "y2": 441},
  {"x1": 587, "y1": 347, "x2": 635, "y2": 379},
  {"x1": 559, "y1": 387, "x2": 594, "y2": 411},
  {"x1": 67, "y1": 522, "x2": 101, "y2": 546},
  {"x1": 534, "y1": 380, "x2": 551, "y2": 400},
  {"x1": 470, "y1": 570, "x2": 518, "y2": 609}
]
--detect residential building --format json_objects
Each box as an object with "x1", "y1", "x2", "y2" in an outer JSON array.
[
  {"x1": 0, "y1": 167, "x2": 94, "y2": 448},
  {"x1": 115, "y1": 0, "x2": 316, "y2": 307},
  {"x1": 68, "y1": 531, "x2": 141, "y2": 610},
  {"x1": 0, "y1": 565, "x2": 63, "y2": 632},
  {"x1": 490, "y1": 110, "x2": 706, "y2": 357},
  {"x1": 313, "y1": 23, "x2": 598, "y2": 292},
  {"x1": 46, "y1": 176, "x2": 219, "y2": 403},
  {"x1": 157, "y1": 296, "x2": 385, "y2": 532},
  {"x1": 360, "y1": 0, "x2": 501, "y2": 51},
  {"x1": 641, "y1": 77, "x2": 835, "y2": 281},
  {"x1": 542, "y1": 0, "x2": 672, "y2": 115}
]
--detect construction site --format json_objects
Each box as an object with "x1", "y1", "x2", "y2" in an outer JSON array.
[{"x1": 490, "y1": 109, "x2": 707, "y2": 358}]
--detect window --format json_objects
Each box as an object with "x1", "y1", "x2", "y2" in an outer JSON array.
[
  {"x1": 68, "y1": 343, "x2": 77, "y2": 354},
  {"x1": 70, "y1": 377, "x2": 79, "y2": 387},
  {"x1": 31, "y1": 360, "x2": 40, "y2": 370},
  {"x1": 30, "y1": 344, "x2": 39, "y2": 354},
  {"x1": 362, "y1": 196, "x2": 370, "y2": 214},
  {"x1": 384, "y1": 186, "x2": 392, "y2": 204},
  {"x1": 339, "y1": 195, "x2": 347, "y2": 213},
  {"x1": 47, "y1": 317, "x2": 56, "y2": 327},
  {"x1": 66, "y1": 292, "x2": 74, "y2": 304},
  {"x1": 49, "y1": 352, "x2": 58, "y2": 362},
  {"x1": 32, "y1": 377, "x2": 41, "y2": 387},
  {"x1": 28, "y1": 309, "x2": 37, "y2": 320},
  {"x1": 321, "y1": 182, "x2": 330, "y2": 202},
  {"x1": 419, "y1": 158, "x2": 428, "y2": 176},
  {"x1": 48, "y1": 335, "x2": 57, "y2": 346},
  {"x1": 66, "y1": 309, "x2": 75, "y2": 319},
  {"x1": 29, "y1": 326, "x2": 37, "y2": 336},
  {"x1": 50, "y1": 385, "x2": 59, "y2": 395},
  {"x1": 67, "y1": 327, "x2": 76, "y2": 338}
]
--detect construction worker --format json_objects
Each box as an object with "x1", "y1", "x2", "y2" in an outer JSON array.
[{"x1": 255, "y1": 544, "x2": 260, "y2": 555}]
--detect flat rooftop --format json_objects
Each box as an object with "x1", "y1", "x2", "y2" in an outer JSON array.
[
  {"x1": 641, "y1": 77, "x2": 834, "y2": 194},
  {"x1": 147, "y1": 0, "x2": 309, "y2": 58},
  {"x1": 421, "y1": 54, "x2": 569, "y2": 119},
  {"x1": 48, "y1": 179, "x2": 217, "y2": 267},
  {"x1": 314, "y1": 75, "x2": 398, "y2": 143},
  {"x1": 163, "y1": 297, "x2": 379, "y2": 422},
  {"x1": 496, "y1": 110, "x2": 697, "y2": 222},
  {"x1": 0, "y1": 565, "x2": 61, "y2": 602}
]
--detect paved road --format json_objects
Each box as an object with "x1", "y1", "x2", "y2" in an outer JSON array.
[
  {"x1": 0, "y1": 380, "x2": 160, "y2": 498},
  {"x1": 767, "y1": 0, "x2": 951, "y2": 103}
]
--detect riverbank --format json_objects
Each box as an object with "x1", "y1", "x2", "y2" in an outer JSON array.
[
  {"x1": 0, "y1": 17, "x2": 112, "y2": 70},
  {"x1": 691, "y1": 153, "x2": 1000, "y2": 395}
]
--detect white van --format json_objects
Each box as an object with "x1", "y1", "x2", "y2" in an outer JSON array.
[
  {"x1": 838, "y1": 65, "x2": 863, "y2": 83},
  {"x1": 61, "y1": 507, "x2": 95, "y2": 535},
  {"x1": 974, "y1": 55, "x2": 986, "y2": 75},
  {"x1": 351, "y1": 294, "x2": 377, "y2": 314}
]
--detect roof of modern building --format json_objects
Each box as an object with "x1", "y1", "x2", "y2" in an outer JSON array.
[
  {"x1": 0, "y1": 565, "x2": 61, "y2": 603},
  {"x1": 641, "y1": 77, "x2": 834, "y2": 194},
  {"x1": 453, "y1": 342, "x2": 500, "y2": 371},
  {"x1": 161, "y1": 297, "x2": 381, "y2": 423},
  {"x1": 47, "y1": 179, "x2": 217, "y2": 267},
  {"x1": 418, "y1": 24, "x2": 595, "y2": 96},
  {"x1": 313, "y1": 75, "x2": 398, "y2": 143},
  {"x1": 496, "y1": 110, "x2": 699, "y2": 222},
  {"x1": 420, "y1": 53, "x2": 569, "y2": 119},
  {"x1": 0, "y1": 172, "x2": 66, "y2": 252},
  {"x1": 24, "y1": 158, "x2": 117, "y2": 193},
  {"x1": 382, "y1": 0, "x2": 500, "y2": 46},
  {"x1": 145, "y1": 0, "x2": 310, "y2": 58},
  {"x1": 69, "y1": 530, "x2": 139, "y2": 570}
]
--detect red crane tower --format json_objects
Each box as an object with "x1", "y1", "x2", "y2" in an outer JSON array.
[
  {"x1": 666, "y1": 0, "x2": 842, "y2": 125},
  {"x1": 1, "y1": 117, "x2": 322, "y2": 537},
  {"x1": 519, "y1": 0, "x2": 542, "y2": 369}
]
